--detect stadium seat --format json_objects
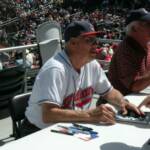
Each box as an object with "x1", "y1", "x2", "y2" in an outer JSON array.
[
  {"x1": 36, "y1": 21, "x2": 62, "y2": 65},
  {"x1": 0, "y1": 65, "x2": 26, "y2": 109},
  {"x1": 9, "y1": 92, "x2": 31, "y2": 139}
]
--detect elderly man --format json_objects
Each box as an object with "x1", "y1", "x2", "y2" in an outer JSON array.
[
  {"x1": 108, "y1": 8, "x2": 150, "y2": 95},
  {"x1": 22, "y1": 21, "x2": 141, "y2": 136}
]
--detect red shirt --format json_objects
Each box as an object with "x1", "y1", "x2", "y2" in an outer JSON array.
[{"x1": 108, "y1": 36, "x2": 150, "y2": 95}]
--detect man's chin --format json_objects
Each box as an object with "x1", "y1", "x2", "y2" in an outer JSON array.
[
  {"x1": 90, "y1": 52, "x2": 97, "y2": 58},
  {"x1": 88, "y1": 55, "x2": 97, "y2": 62}
]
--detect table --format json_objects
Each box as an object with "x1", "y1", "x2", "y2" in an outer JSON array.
[
  {"x1": 1, "y1": 123, "x2": 150, "y2": 150},
  {"x1": 0, "y1": 95, "x2": 150, "y2": 150},
  {"x1": 140, "y1": 86, "x2": 150, "y2": 94},
  {"x1": 125, "y1": 93, "x2": 150, "y2": 112}
]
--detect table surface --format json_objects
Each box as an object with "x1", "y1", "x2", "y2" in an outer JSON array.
[
  {"x1": 140, "y1": 86, "x2": 150, "y2": 94},
  {"x1": 125, "y1": 94, "x2": 150, "y2": 112},
  {"x1": 1, "y1": 95, "x2": 150, "y2": 150}
]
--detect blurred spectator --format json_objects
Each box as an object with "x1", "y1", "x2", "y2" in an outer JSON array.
[
  {"x1": 108, "y1": 8, "x2": 150, "y2": 95},
  {"x1": 0, "y1": 43, "x2": 11, "y2": 69},
  {"x1": 26, "y1": 49, "x2": 35, "y2": 67},
  {"x1": 0, "y1": 0, "x2": 150, "y2": 71},
  {"x1": 96, "y1": 43, "x2": 114, "y2": 63}
]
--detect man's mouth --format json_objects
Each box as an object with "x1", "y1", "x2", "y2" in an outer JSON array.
[{"x1": 95, "y1": 48, "x2": 101, "y2": 54}]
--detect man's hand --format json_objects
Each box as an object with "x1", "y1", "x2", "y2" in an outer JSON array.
[
  {"x1": 138, "y1": 96, "x2": 150, "y2": 109},
  {"x1": 88, "y1": 104, "x2": 116, "y2": 124},
  {"x1": 120, "y1": 100, "x2": 144, "y2": 116}
]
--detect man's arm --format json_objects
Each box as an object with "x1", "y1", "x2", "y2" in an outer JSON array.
[
  {"x1": 102, "y1": 88, "x2": 142, "y2": 115},
  {"x1": 102, "y1": 88, "x2": 124, "y2": 107},
  {"x1": 131, "y1": 71, "x2": 150, "y2": 92},
  {"x1": 42, "y1": 103, "x2": 90, "y2": 123},
  {"x1": 41, "y1": 102, "x2": 115, "y2": 124}
]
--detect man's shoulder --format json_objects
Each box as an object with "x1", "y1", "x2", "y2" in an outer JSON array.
[
  {"x1": 114, "y1": 38, "x2": 132, "y2": 56},
  {"x1": 42, "y1": 59, "x2": 65, "y2": 71},
  {"x1": 88, "y1": 60, "x2": 100, "y2": 66},
  {"x1": 86, "y1": 60, "x2": 102, "y2": 71},
  {"x1": 40, "y1": 52, "x2": 68, "y2": 73},
  {"x1": 119, "y1": 36, "x2": 139, "y2": 52}
]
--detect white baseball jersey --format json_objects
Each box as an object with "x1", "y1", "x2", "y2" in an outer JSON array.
[{"x1": 25, "y1": 50, "x2": 112, "y2": 128}]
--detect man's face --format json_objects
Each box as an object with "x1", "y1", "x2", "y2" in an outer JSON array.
[
  {"x1": 76, "y1": 35, "x2": 99, "y2": 61},
  {"x1": 137, "y1": 21, "x2": 150, "y2": 50},
  {"x1": 141, "y1": 21, "x2": 150, "y2": 41}
]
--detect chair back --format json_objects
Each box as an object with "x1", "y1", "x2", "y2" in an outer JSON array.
[
  {"x1": 36, "y1": 21, "x2": 62, "y2": 65},
  {"x1": 9, "y1": 92, "x2": 31, "y2": 139},
  {"x1": 0, "y1": 65, "x2": 25, "y2": 108}
]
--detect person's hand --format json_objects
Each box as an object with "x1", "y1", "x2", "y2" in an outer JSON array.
[
  {"x1": 138, "y1": 96, "x2": 150, "y2": 109},
  {"x1": 120, "y1": 99, "x2": 144, "y2": 116},
  {"x1": 88, "y1": 104, "x2": 116, "y2": 124}
]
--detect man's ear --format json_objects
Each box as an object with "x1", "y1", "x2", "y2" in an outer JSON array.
[
  {"x1": 131, "y1": 25, "x2": 136, "y2": 32},
  {"x1": 134, "y1": 22, "x2": 145, "y2": 32},
  {"x1": 70, "y1": 38, "x2": 77, "y2": 45}
]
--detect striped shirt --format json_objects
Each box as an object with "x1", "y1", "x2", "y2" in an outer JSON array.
[{"x1": 108, "y1": 36, "x2": 150, "y2": 95}]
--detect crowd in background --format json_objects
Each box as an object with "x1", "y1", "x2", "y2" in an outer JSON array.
[{"x1": 0, "y1": 0, "x2": 150, "y2": 70}]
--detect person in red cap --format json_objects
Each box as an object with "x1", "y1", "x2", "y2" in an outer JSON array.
[
  {"x1": 108, "y1": 8, "x2": 150, "y2": 95},
  {"x1": 21, "y1": 21, "x2": 142, "y2": 136}
]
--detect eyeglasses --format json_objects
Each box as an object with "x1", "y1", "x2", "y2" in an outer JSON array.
[{"x1": 83, "y1": 37, "x2": 99, "y2": 45}]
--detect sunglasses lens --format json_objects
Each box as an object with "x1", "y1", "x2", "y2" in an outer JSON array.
[
  {"x1": 92, "y1": 38, "x2": 99, "y2": 45},
  {"x1": 86, "y1": 38, "x2": 98, "y2": 45}
]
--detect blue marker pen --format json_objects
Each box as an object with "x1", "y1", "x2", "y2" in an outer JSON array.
[
  {"x1": 72, "y1": 123, "x2": 93, "y2": 131},
  {"x1": 51, "y1": 129, "x2": 74, "y2": 135},
  {"x1": 69, "y1": 126, "x2": 98, "y2": 135}
]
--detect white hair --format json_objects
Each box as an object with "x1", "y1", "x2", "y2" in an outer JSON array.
[{"x1": 125, "y1": 21, "x2": 140, "y2": 35}]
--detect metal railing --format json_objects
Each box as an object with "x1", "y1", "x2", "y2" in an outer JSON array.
[
  {"x1": 0, "y1": 38, "x2": 121, "y2": 91},
  {"x1": 0, "y1": 43, "x2": 38, "y2": 71},
  {"x1": 0, "y1": 43, "x2": 37, "y2": 53},
  {"x1": 99, "y1": 38, "x2": 121, "y2": 43},
  {"x1": 0, "y1": 38, "x2": 121, "y2": 52},
  {"x1": 0, "y1": 43, "x2": 39, "y2": 92},
  {"x1": 0, "y1": 38, "x2": 121, "y2": 71}
]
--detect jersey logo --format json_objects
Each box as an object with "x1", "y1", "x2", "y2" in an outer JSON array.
[{"x1": 62, "y1": 87, "x2": 94, "y2": 109}]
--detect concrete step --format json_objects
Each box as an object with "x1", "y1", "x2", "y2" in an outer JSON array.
[{"x1": 0, "y1": 108, "x2": 15, "y2": 146}]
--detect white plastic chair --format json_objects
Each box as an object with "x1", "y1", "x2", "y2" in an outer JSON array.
[{"x1": 36, "y1": 21, "x2": 62, "y2": 65}]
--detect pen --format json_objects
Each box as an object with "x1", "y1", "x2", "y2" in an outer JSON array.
[
  {"x1": 57, "y1": 125, "x2": 69, "y2": 129},
  {"x1": 69, "y1": 126, "x2": 98, "y2": 134},
  {"x1": 51, "y1": 129, "x2": 74, "y2": 135},
  {"x1": 72, "y1": 123, "x2": 93, "y2": 131},
  {"x1": 57, "y1": 125, "x2": 91, "y2": 132},
  {"x1": 57, "y1": 125, "x2": 98, "y2": 135}
]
